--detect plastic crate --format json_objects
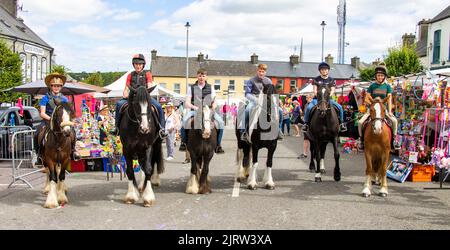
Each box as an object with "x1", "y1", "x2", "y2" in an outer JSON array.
[
  {"x1": 408, "y1": 165, "x2": 436, "y2": 182},
  {"x1": 70, "y1": 160, "x2": 86, "y2": 172}
]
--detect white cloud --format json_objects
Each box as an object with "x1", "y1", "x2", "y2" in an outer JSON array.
[
  {"x1": 149, "y1": 0, "x2": 449, "y2": 64},
  {"x1": 112, "y1": 10, "x2": 144, "y2": 21},
  {"x1": 68, "y1": 24, "x2": 145, "y2": 41}
]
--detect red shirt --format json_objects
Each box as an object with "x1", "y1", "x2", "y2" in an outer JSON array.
[{"x1": 126, "y1": 71, "x2": 153, "y2": 88}]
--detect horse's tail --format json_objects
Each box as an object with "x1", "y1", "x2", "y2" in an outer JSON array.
[{"x1": 152, "y1": 140, "x2": 165, "y2": 174}]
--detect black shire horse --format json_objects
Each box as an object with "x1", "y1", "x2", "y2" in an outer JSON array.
[
  {"x1": 119, "y1": 85, "x2": 164, "y2": 207},
  {"x1": 185, "y1": 105, "x2": 217, "y2": 194},
  {"x1": 308, "y1": 85, "x2": 341, "y2": 182},
  {"x1": 235, "y1": 84, "x2": 278, "y2": 190}
]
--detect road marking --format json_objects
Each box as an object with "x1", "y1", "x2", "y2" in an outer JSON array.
[{"x1": 232, "y1": 179, "x2": 240, "y2": 197}]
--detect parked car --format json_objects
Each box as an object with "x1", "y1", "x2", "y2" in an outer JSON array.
[
  {"x1": 0, "y1": 106, "x2": 42, "y2": 129},
  {"x1": 0, "y1": 106, "x2": 41, "y2": 159}
]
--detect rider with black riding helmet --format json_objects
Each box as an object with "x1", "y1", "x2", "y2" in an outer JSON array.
[
  {"x1": 302, "y1": 62, "x2": 347, "y2": 132},
  {"x1": 111, "y1": 54, "x2": 167, "y2": 139},
  {"x1": 357, "y1": 62, "x2": 400, "y2": 150},
  {"x1": 35, "y1": 73, "x2": 80, "y2": 162}
]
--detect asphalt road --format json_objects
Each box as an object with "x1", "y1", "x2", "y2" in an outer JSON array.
[{"x1": 1, "y1": 129, "x2": 449, "y2": 230}]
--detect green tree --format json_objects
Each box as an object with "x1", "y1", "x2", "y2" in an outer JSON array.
[
  {"x1": 51, "y1": 64, "x2": 70, "y2": 76},
  {"x1": 359, "y1": 67, "x2": 376, "y2": 82},
  {"x1": 0, "y1": 40, "x2": 23, "y2": 103},
  {"x1": 85, "y1": 71, "x2": 104, "y2": 86},
  {"x1": 384, "y1": 45, "x2": 422, "y2": 77}
]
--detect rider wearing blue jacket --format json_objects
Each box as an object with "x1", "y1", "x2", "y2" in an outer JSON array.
[{"x1": 240, "y1": 64, "x2": 283, "y2": 142}]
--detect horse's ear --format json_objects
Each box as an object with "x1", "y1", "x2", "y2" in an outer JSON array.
[
  {"x1": 54, "y1": 98, "x2": 62, "y2": 106},
  {"x1": 148, "y1": 85, "x2": 157, "y2": 94}
]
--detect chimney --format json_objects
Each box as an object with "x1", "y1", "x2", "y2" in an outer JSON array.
[
  {"x1": 0, "y1": 0, "x2": 18, "y2": 18},
  {"x1": 418, "y1": 19, "x2": 430, "y2": 43},
  {"x1": 197, "y1": 52, "x2": 204, "y2": 62},
  {"x1": 250, "y1": 53, "x2": 259, "y2": 65},
  {"x1": 351, "y1": 56, "x2": 360, "y2": 69},
  {"x1": 290, "y1": 55, "x2": 299, "y2": 65},
  {"x1": 325, "y1": 54, "x2": 334, "y2": 67},
  {"x1": 372, "y1": 58, "x2": 381, "y2": 66},
  {"x1": 151, "y1": 49, "x2": 157, "y2": 61},
  {"x1": 402, "y1": 33, "x2": 416, "y2": 47}
]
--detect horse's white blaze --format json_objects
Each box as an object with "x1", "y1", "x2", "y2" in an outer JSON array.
[
  {"x1": 247, "y1": 162, "x2": 258, "y2": 187},
  {"x1": 186, "y1": 174, "x2": 199, "y2": 194},
  {"x1": 44, "y1": 181, "x2": 58, "y2": 208},
  {"x1": 263, "y1": 167, "x2": 274, "y2": 187},
  {"x1": 373, "y1": 103, "x2": 382, "y2": 134},
  {"x1": 142, "y1": 181, "x2": 155, "y2": 204},
  {"x1": 62, "y1": 109, "x2": 71, "y2": 133},
  {"x1": 320, "y1": 159, "x2": 325, "y2": 170},
  {"x1": 203, "y1": 106, "x2": 211, "y2": 135},
  {"x1": 322, "y1": 88, "x2": 326, "y2": 96},
  {"x1": 125, "y1": 180, "x2": 139, "y2": 202},
  {"x1": 140, "y1": 102, "x2": 149, "y2": 132}
]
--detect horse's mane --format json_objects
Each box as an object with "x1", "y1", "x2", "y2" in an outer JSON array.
[{"x1": 133, "y1": 86, "x2": 150, "y2": 104}]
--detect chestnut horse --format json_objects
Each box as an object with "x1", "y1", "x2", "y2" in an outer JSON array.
[
  {"x1": 41, "y1": 101, "x2": 76, "y2": 208},
  {"x1": 362, "y1": 96, "x2": 391, "y2": 197}
]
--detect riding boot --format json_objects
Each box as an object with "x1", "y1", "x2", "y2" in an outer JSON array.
[
  {"x1": 159, "y1": 128, "x2": 168, "y2": 140},
  {"x1": 301, "y1": 124, "x2": 309, "y2": 132},
  {"x1": 358, "y1": 137, "x2": 365, "y2": 150}
]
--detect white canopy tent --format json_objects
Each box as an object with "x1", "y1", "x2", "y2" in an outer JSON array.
[{"x1": 94, "y1": 70, "x2": 185, "y2": 99}]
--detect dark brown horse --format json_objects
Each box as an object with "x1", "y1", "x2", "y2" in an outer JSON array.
[
  {"x1": 362, "y1": 96, "x2": 391, "y2": 197},
  {"x1": 41, "y1": 101, "x2": 76, "y2": 208},
  {"x1": 185, "y1": 105, "x2": 217, "y2": 194}
]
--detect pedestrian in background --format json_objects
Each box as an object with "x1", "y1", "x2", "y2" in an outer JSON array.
[{"x1": 165, "y1": 102, "x2": 176, "y2": 161}]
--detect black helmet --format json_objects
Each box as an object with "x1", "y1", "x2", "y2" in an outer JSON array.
[
  {"x1": 132, "y1": 54, "x2": 146, "y2": 65},
  {"x1": 318, "y1": 62, "x2": 330, "y2": 70},
  {"x1": 374, "y1": 63, "x2": 388, "y2": 77}
]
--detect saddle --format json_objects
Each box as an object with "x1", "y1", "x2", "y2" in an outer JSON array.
[
  {"x1": 120, "y1": 102, "x2": 161, "y2": 125},
  {"x1": 309, "y1": 105, "x2": 340, "y2": 122},
  {"x1": 362, "y1": 118, "x2": 393, "y2": 139}
]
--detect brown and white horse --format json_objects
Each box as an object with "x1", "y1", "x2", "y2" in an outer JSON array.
[
  {"x1": 362, "y1": 96, "x2": 391, "y2": 197},
  {"x1": 41, "y1": 102, "x2": 76, "y2": 208}
]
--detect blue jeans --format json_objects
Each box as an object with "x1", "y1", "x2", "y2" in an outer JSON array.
[
  {"x1": 180, "y1": 110, "x2": 224, "y2": 145},
  {"x1": 115, "y1": 98, "x2": 165, "y2": 130},
  {"x1": 304, "y1": 99, "x2": 344, "y2": 124}
]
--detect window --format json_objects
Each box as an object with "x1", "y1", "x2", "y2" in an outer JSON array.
[
  {"x1": 290, "y1": 79, "x2": 297, "y2": 90},
  {"x1": 174, "y1": 83, "x2": 181, "y2": 94},
  {"x1": 31, "y1": 55, "x2": 37, "y2": 82},
  {"x1": 432, "y1": 30, "x2": 441, "y2": 64},
  {"x1": 228, "y1": 80, "x2": 235, "y2": 91},
  {"x1": 19, "y1": 53, "x2": 26, "y2": 84},
  {"x1": 276, "y1": 79, "x2": 284, "y2": 91},
  {"x1": 41, "y1": 58, "x2": 47, "y2": 79},
  {"x1": 159, "y1": 83, "x2": 167, "y2": 89},
  {"x1": 214, "y1": 79, "x2": 221, "y2": 91}
]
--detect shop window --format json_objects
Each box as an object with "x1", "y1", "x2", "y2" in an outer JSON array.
[
  {"x1": 41, "y1": 58, "x2": 47, "y2": 79},
  {"x1": 31, "y1": 55, "x2": 37, "y2": 82}
]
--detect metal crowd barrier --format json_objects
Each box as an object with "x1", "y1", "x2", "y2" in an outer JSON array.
[{"x1": 0, "y1": 126, "x2": 41, "y2": 188}]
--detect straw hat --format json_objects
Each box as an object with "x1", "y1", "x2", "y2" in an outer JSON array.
[
  {"x1": 99, "y1": 101, "x2": 109, "y2": 112},
  {"x1": 45, "y1": 73, "x2": 66, "y2": 88}
]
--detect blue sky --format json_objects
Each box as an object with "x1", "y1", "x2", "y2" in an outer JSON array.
[{"x1": 19, "y1": 0, "x2": 449, "y2": 72}]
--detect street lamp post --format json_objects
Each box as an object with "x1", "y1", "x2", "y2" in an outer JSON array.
[
  {"x1": 185, "y1": 22, "x2": 191, "y2": 95},
  {"x1": 321, "y1": 21, "x2": 326, "y2": 62}
]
